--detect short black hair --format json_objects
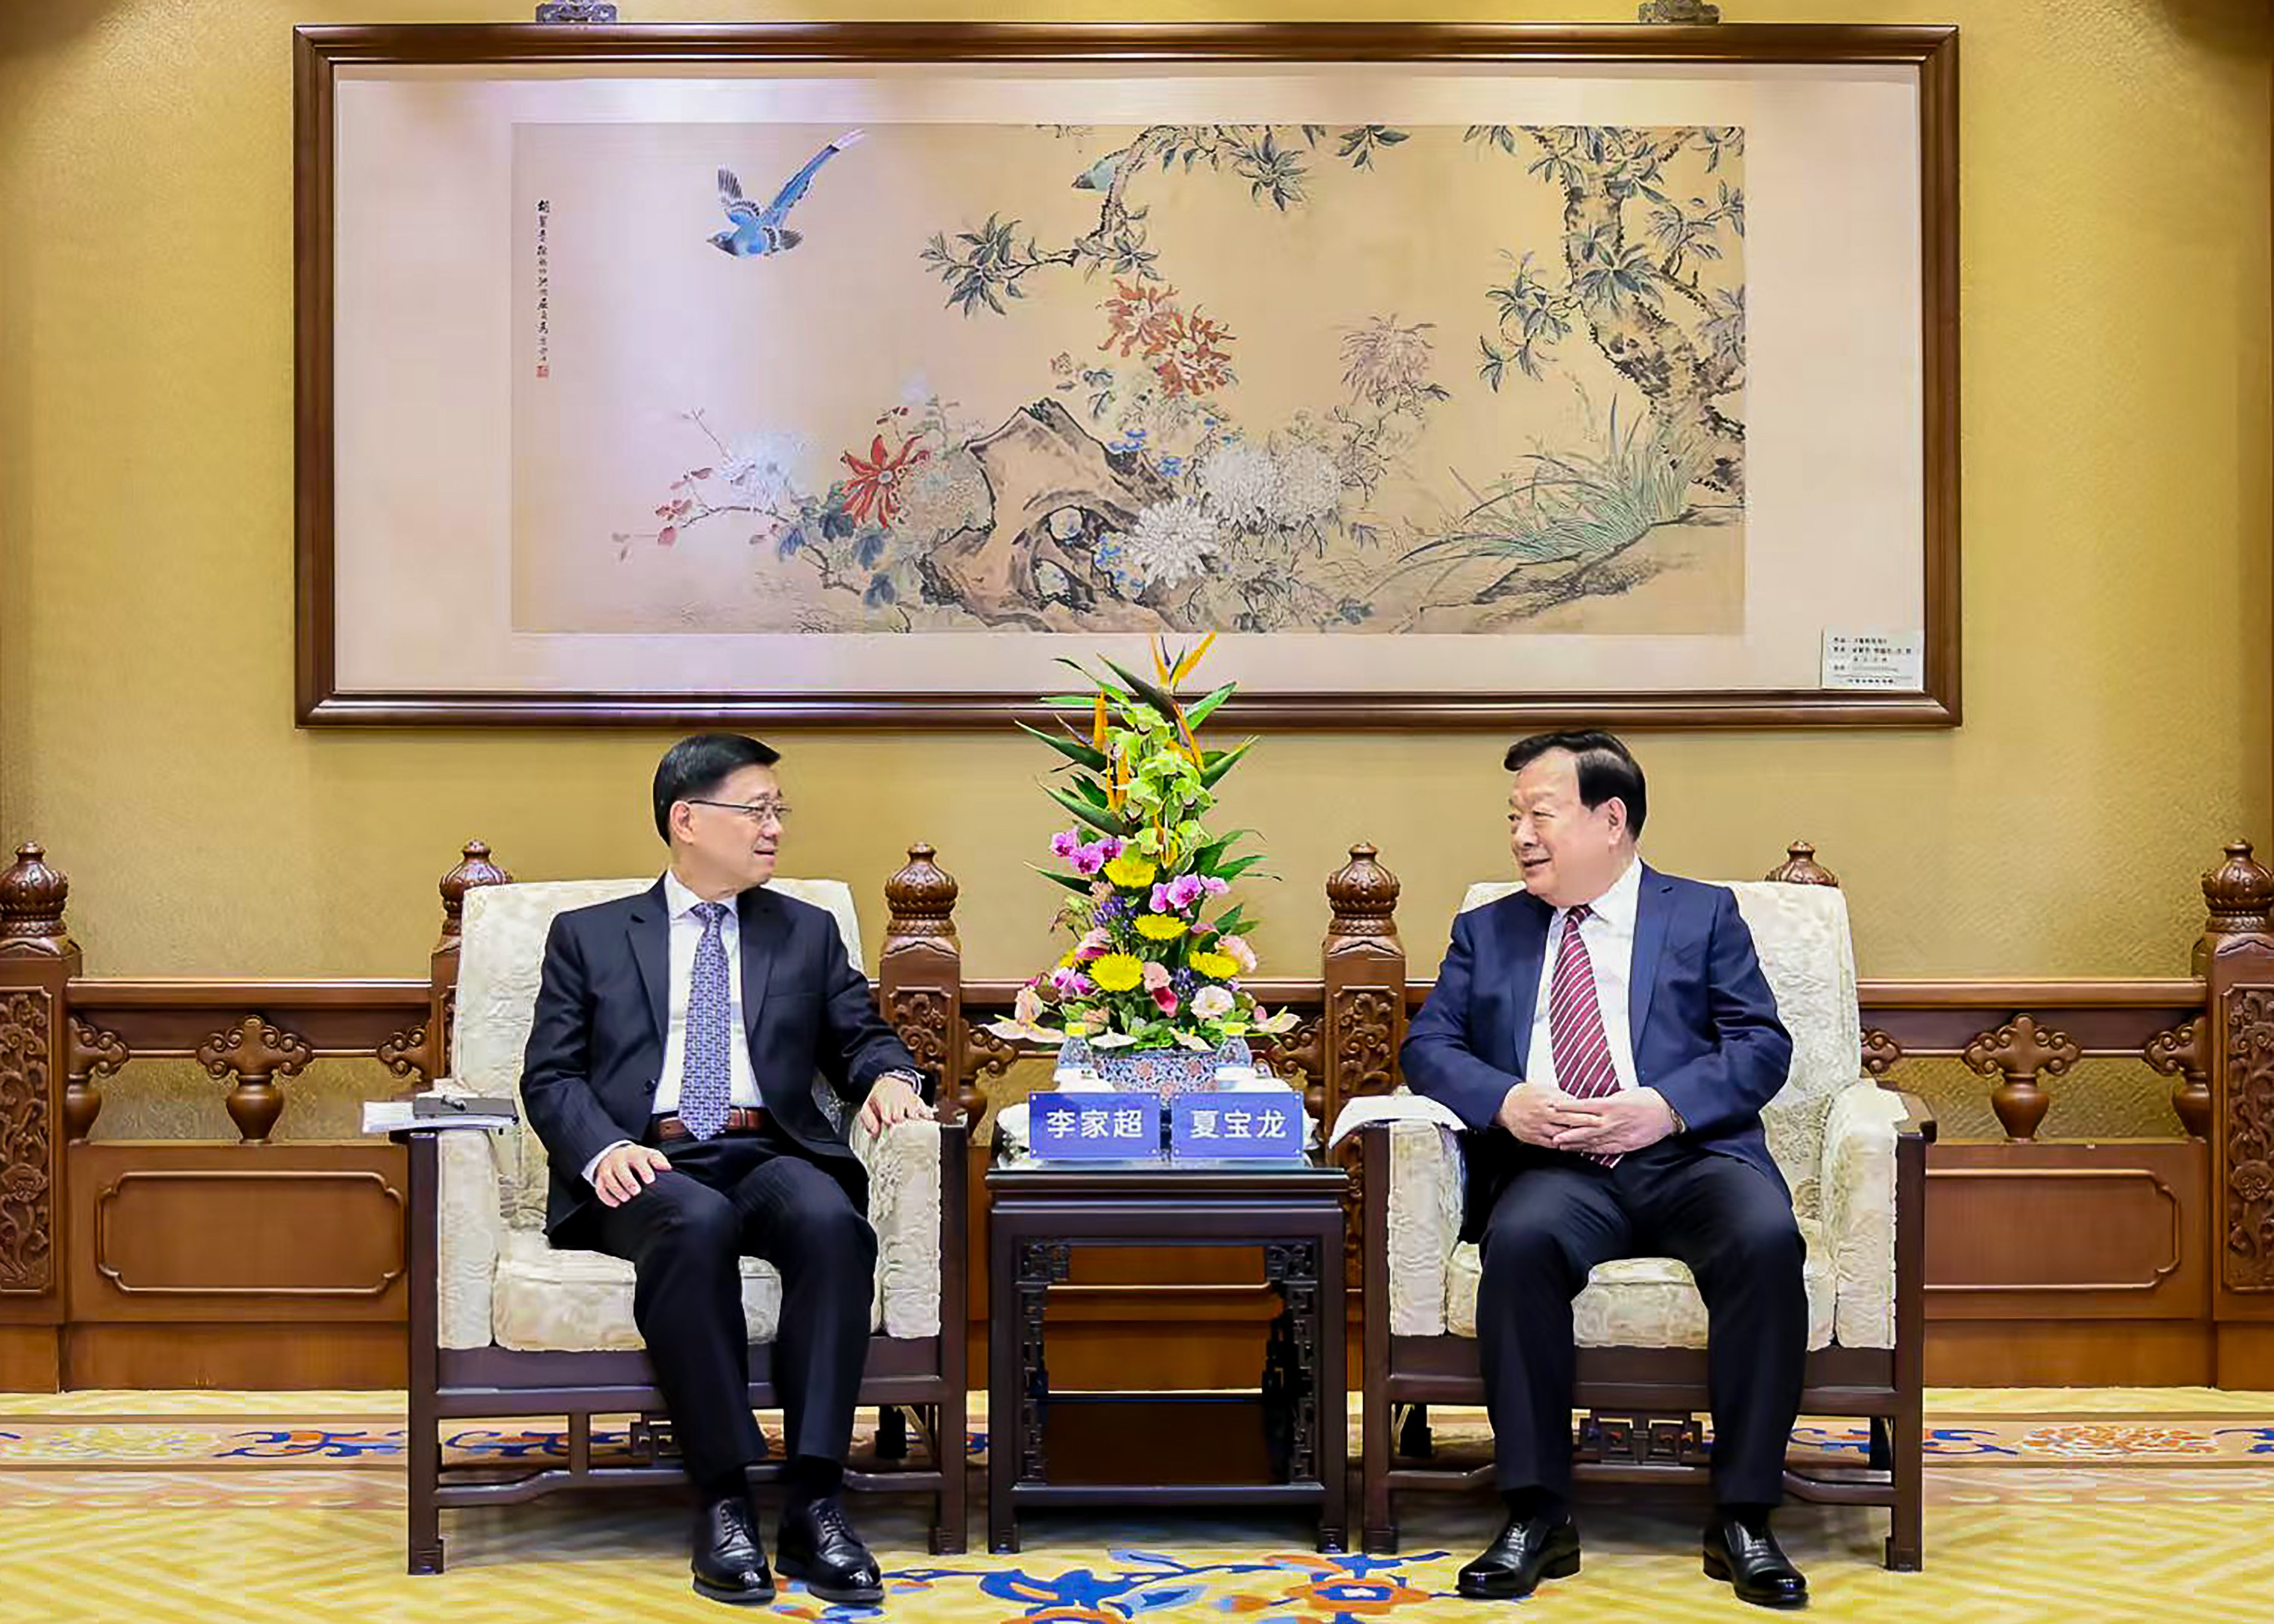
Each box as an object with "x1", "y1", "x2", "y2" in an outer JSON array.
[
  {"x1": 653, "y1": 733, "x2": 781, "y2": 842},
  {"x1": 1504, "y1": 730, "x2": 1647, "y2": 838}
]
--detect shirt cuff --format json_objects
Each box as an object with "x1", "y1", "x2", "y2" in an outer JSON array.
[{"x1": 582, "y1": 1139, "x2": 635, "y2": 1188}]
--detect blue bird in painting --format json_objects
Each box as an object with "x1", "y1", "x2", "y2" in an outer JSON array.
[
  {"x1": 1071, "y1": 144, "x2": 1134, "y2": 193},
  {"x1": 709, "y1": 130, "x2": 865, "y2": 258}
]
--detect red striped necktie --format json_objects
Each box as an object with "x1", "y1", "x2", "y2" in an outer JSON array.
[{"x1": 1548, "y1": 903, "x2": 1623, "y2": 1167}]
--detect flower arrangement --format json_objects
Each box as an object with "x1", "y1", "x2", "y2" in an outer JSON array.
[{"x1": 990, "y1": 635, "x2": 1295, "y2": 1054}]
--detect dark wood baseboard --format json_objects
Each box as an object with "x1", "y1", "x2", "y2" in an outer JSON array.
[
  {"x1": 1923, "y1": 1319, "x2": 2214, "y2": 1386},
  {"x1": 0, "y1": 1326, "x2": 61, "y2": 1391},
  {"x1": 2215, "y1": 1323, "x2": 2274, "y2": 1389},
  {"x1": 62, "y1": 1323, "x2": 406, "y2": 1390}
]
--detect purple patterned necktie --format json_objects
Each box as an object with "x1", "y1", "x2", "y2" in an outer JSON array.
[
  {"x1": 1548, "y1": 903, "x2": 1623, "y2": 1168},
  {"x1": 680, "y1": 901, "x2": 733, "y2": 1140}
]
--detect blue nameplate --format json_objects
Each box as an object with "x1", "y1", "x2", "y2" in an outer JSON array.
[
  {"x1": 1027, "y1": 1091, "x2": 1161, "y2": 1160},
  {"x1": 1171, "y1": 1093, "x2": 1306, "y2": 1159}
]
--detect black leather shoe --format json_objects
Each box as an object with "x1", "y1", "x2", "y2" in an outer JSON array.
[
  {"x1": 1456, "y1": 1512, "x2": 1581, "y2": 1600},
  {"x1": 778, "y1": 1496, "x2": 886, "y2": 1606},
  {"x1": 691, "y1": 1493, "x2": 775, "y2": 1606},
  {"x1": 1704, "y1": 1516, "x2": 1809, "y2": 1609}
]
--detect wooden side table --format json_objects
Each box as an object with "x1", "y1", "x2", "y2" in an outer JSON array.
[{"x1": 984, "y1": 1157, "x2": 1348, "y2": 1554}]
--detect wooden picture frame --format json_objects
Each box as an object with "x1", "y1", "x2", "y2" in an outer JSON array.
[{"x1": 295, "y1": 21, "x2": 1958, "y2": 728}]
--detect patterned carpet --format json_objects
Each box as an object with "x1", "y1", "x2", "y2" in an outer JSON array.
[{"x1": 1, "y1": 1390, "x2": 2271, "y2": 1621}]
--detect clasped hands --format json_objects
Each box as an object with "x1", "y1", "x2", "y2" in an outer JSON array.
[
  {"x1": 592, "y1": 1075, "x2": 934, "y2": 1209},
  {"x1": 1495, "y1": 1079, "x2": 1676, "y2": 1156}
]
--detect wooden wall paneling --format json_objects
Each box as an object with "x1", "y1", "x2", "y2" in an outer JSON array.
[
  {"x1": 1923, "y1": 1140, "x2": 2209, "y2": 1320},
  {"x1": 68, "y1": 1143, "x2": 409, "y2": 1323}
]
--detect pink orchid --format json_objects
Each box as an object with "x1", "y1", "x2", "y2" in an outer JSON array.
[
  {"x1": 1201, "y1": 875, "x2": 1230, "y2": 896},
  {"x1": 1071, "y1": 841, "x2": 1112, "y2": 877},
  {"x1": 1149, "y1": 882, "x2": 1175, "y2": 914},
  {"x1": 1048, "y1": 967, "x2": 1094, "y2": 998},
  {"x1": 1166, "y1": 873, "x2": 1207, "y2": 911},
  {"x1": 1050, "y1": 829, "x2": 1082, "y2": 859}
]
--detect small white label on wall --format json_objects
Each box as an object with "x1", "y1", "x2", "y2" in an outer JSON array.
[{"x1": 1822, "y1": 631, "x2": 1925, "y2": 690}]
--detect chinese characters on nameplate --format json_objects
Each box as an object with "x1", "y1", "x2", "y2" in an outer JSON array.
[{"x1": 1023, "y1": 1089, "x2": 1306, "y2": 1162}]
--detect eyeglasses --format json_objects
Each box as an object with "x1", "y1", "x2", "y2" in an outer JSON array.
[{"x1": 685, "y1": 798, "x2": 792, "y2": 826}]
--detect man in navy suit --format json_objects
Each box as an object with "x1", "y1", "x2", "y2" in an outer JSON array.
[
  {"x1": 1401, "y1": 732, "x2": 1808, "y2": 1610},
  {"x1": 521, "y1": 733, "x2": 930, "y2": 1608}
]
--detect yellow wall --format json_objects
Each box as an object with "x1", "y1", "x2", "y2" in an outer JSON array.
[{"x1": 2, "y1": 1, "x2": 2268, "y2": 987}]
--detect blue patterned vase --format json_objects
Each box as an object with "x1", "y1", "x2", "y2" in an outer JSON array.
[{"x1": 1054, "y1": 1035, "x2": 1254, "y2": 1102}]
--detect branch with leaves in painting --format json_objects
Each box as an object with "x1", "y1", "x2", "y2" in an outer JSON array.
[
  {"x1": 1326, "y1": 314, "x2": 1449, "y2": 509},
  {"x1": 1468, "y1": 124, "x2": 1747, "y2": 497},
  {"x1": 920, "y1": 123, "x2": 1411, "y2": 316},
  {"x1": 613, "y1": 407, "x2": 948, "y2": 627}
]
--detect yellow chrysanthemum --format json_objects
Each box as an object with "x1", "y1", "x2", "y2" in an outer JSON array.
[
  {"x1": 1057, "y1": 949, "x2": 1081, "y2": 969},
  {"x1": 1103, "y1": 853, "x2": 1159, "y2": 889},
  {"x1": 1189, "y1": 950, "x2": 1241, "y2": 980},
  {"x1": 1134, "y1": 915, "x2": 1188, "y2": 941},
  {"x1": 1090, "y1": 953, "x2": 1145, "y2": 992}
]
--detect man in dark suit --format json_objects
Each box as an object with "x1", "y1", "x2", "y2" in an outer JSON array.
[
  {"x1": 521, "y1": 733, "x2": 930, "y2": 1608},
  {"x1": 1401, "y1": 731, "x2": 1808, "y2": 1610}
]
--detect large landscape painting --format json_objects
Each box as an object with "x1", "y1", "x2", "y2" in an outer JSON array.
[{"x1": 512, "y1": 120, "x2": 1749, "y2": 641}]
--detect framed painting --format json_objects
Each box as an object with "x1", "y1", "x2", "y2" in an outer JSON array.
[{"x1": 294, "y1": 22, "x2": 1958, "y2": 727}]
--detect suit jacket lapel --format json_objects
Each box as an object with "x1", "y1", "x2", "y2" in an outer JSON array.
[
  {"x1": 1501, "y1": 892, "x2": 1553, "y2": 1075},
  {"x1": 1629, "y1": 864, "x2": 1674, "y2": 1044},
  {"x1": 736, "y1": 886, "x2": 779, "y2": 1045},
  {"x1": 627, "y1": 878, "x2": 671, "y2": 1048}
]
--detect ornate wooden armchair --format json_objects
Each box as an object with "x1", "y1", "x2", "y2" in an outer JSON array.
[
  {"x1": 1353, "y1": 868, "x2": 1934, "y2": 1569},
  {"x1": 402, "y1": 853, "x2": 968, "y2": 1573}
]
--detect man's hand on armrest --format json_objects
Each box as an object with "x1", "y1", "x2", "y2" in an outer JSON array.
[
  {"x1": 857, "y1": 1070, "x2": 934, "y2": 1136},
  {"x1": 585, "y1": 1142, "x2": 671, "y2": 1208}
]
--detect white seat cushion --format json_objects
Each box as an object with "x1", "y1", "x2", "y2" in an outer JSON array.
[
  {"x1": 489, "y1": 1229, "x2": 796, "y2": 1353},
  {"x1": 1445, "y1": 1219, "x2": 1838, "y2": 1351}
]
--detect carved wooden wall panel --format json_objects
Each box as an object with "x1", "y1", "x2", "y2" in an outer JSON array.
[{"x1": 0, "y1": 990, "x2": 55, "y2": 1295}]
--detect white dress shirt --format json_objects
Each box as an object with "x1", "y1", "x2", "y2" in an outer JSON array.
[
  {"x1": 653, "y1": 870, "x2": 762, "y2": 1113},
  {"x1": 581, "y1": 871, "x2": 762, "y2": 1186},
  {"x1": 1523, "y1": 856, "x2": 1643, "y2": 1094}
]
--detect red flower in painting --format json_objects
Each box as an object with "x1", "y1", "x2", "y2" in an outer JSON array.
[{"x1": 839, "y1": 434, "x2": 930, "y2": 526}]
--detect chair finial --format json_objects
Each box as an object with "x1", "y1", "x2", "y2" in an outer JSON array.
[
  {"x1": 1765, "y1": 841, "x2": 1839, "y2": 888},
  {"x1": 2202, "y1": 838, "x2": 2274, "y2": 935},
  {"x1": 1327, "y1": 843, "x2": 1401, "y2": 938},
  {"x1": 886, "y1": 843, "x2": 958, "y2": 941},
  {"x1": 438, "y1": 840, "x2": 514, "y2": 950},
  {"x1": 0, "y1": 842, "x2": 72, "y2": 955}
]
